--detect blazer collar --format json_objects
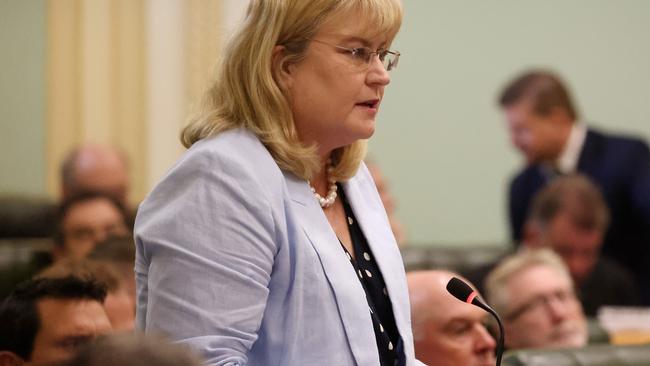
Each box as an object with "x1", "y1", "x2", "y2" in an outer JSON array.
[
  {"x1": 283, "y1": 172, "x2": 379, "y2": 365},
  {"x1": 342, "y1": 176, "x2": 412, "y2": 357}
]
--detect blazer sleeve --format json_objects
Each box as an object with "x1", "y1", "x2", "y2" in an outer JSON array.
[{"x1": 134, "y1": 147, "x2": 280, "y2": 366}]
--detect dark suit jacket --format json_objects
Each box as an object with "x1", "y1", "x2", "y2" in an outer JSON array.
[
  {"x1": 509, "y1": 128, "x2": 650, "y2": 304},
  {"x1": 580, "y1": 257, "x2": 639, "y2": 316}
]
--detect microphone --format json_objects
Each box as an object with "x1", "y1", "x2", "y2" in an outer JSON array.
[{"x1": 446, "y1": 277, "x2": 505, "y2": 366}]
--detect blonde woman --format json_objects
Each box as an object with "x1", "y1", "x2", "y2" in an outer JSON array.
[{"x1": 135, "y1": 1, "x2": 422, "y2": 365}]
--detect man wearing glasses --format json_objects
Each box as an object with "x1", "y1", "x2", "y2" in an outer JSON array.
[{"x1": 484, "y1": 249, "x2": 588, "y2": 350}]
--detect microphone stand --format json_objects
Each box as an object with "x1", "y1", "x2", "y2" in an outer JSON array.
[{"x1": 446, "y1": 277, "x2": 505, "y2": 366}]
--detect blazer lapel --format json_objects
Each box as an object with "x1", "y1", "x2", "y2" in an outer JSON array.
[
  {"x1": 342, "y1": 175, "x2": 413, "y2": 356},
  {"x1": 283, "y1": 172, "x2": 379, "y2": 366}
]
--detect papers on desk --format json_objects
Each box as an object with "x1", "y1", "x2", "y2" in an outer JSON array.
[{"x1": 598, "y1": 306, "x2": 650, "y2": 345}]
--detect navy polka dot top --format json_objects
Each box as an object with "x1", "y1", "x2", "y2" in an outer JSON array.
[{"x1": 338, "y1": 185, "x2": 405, "y2": 366}]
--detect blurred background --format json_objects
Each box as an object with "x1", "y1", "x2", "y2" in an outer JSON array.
[{"x1": 2, "y1": 0, "x2": 649, "y2": 248}]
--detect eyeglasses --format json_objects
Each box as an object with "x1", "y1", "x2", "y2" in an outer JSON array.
[
  {"x1": 311, "y1": 39, "x2": 400, "y2": 71},
  {"x1": 504, "y1": 288, "x2": 578, "y2": 321}
]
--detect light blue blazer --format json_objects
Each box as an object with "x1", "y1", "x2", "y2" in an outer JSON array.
[{"x1": 135, "y1": 129, "x2": 423, "y2": 365}]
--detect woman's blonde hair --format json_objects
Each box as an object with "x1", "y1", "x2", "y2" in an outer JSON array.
[{"x1": 181, "y1": 0, "x2": 403, "y2": 181}]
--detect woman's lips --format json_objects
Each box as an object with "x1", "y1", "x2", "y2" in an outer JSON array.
[{"x1": 355, "y1": 99, "x2": 380, "y2": 113}]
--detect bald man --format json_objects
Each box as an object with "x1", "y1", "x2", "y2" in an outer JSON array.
[
  {"x1": 61, "y1": 145, "x2": 130, "y2": 205},
  {"x1": 407, "y1": 270, "x2": 495, "y2": 366}
]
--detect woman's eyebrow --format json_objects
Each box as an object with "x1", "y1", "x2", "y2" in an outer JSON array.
[{"x1": 329, "y1": 35, "x2": 372, "y2": 47}]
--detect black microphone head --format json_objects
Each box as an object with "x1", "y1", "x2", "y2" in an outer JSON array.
[
  {"x1": 446, "y1": 276, "x2": 474, "y2": 303},
  {"x1": 446, "y1": 277, "x2": 506, "y2": 366}
]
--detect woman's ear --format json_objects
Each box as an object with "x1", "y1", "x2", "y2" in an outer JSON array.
[{"x1": 272, "y1": 45, "x2": 293, "y2": 90}]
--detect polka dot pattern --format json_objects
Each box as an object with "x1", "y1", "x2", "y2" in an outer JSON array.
[{"x1": 337, "y1": 184, "x2": 404, "y2": 366}]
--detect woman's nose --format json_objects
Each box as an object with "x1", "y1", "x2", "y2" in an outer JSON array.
[{"x1": 366, "y1": 56, "x2": 391, "y2": 86}]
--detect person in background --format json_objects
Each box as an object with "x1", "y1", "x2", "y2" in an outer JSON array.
[
  {"x1": 522, "y1": 174, "x2": 638, "y2": 316},
  {"x1": 407, "y1": 270, "x2": 495, "y2": 366},
  {"x1": 366, "y1": 159, "x2": 407, "y2": 246},
  {"x1": 60, "y1": 334, "x2": 203, "y2": 366},
  {"x1": 498, "y1": 69, "x2": 650, "y2": 304},
  {"x1": 0, "y1": 276, "x2": 112, "y2": 365},
  {"x1": 37, "y1": 259, "x2": 135, "y2": 332},
  {"x1": 135, "y1": 1, "x2": 422, "y2": 365},
  {"x1": 0, "y1": 192, "x2": 130, "y2": 301},
  {"x1": 485, "y1": 249, "x2": 588, "y2": 350},
  {"x1": 53, "y1": 191, "x2": 130, "y2": 261},
  {"x1": 89, "y1": 235, "x2": 137, "y2": 313},
  {"x1": 61, "y1": 144, "x2": 130, "y2": 206}
]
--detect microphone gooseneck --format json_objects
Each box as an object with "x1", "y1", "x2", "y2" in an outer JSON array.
[{"x1": 446, "y1": 277, "x2": 504, "y2": 366}]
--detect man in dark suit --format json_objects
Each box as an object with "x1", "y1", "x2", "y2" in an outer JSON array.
[
  {"x1": 499, "y1": 70, "x2": 650, "y2": 304},
  {"x1": 522, "y1": 174, "x2": 638, "y2": 315},
  {"x1": 464, "y1": 174, "x2": 639, "y2": 316}
]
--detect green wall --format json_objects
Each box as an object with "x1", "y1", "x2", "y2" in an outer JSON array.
[
  {"x1": 0, "y1": 0, "x2": 45, "y2": 196},
  {"x1": 371, "y1": 1, "x2": 650, "y2": 246},
  {"x1": 2, "y1": 0, "x2": 650, "y2": 247}
]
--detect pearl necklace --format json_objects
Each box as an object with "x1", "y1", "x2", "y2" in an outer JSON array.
[{"x1": 309, "y1": 163, "x2": 338, "y2": 208}]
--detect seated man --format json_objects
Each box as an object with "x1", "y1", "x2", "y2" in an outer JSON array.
[
  {"x1": 464, "y1": 174, "x2": 638, "y2": 316},
  {"x1": 522, "y1": 174, "x2": 638, "y2": 315},
  {"x1": 0, "y1": 276, "x2": 112, "y2": 365},
  {"x1": 88, "y1": 235, "x2": 137, "y2": 313},
  {"x1": 37, "y1": 258, "x2": 135, "y2": 332},
  {"x1": 407, "y1": 270, "x2": 496, "y2": 366},
  {"x1": 53, "y1": 191, "x2": 130, "y2": 261},
  {"x1": 61, "y1": 333, "x2": 203, "y2": 366},
  {"x1": 61, "y1": 144, "x2": 130, "y2": 206},
  {"x1": 0, "y1": 192, "x2": 130, "y2": 301},
  {"x1": 485, "y1": 248, "x2": 588, "y2": 350}
]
